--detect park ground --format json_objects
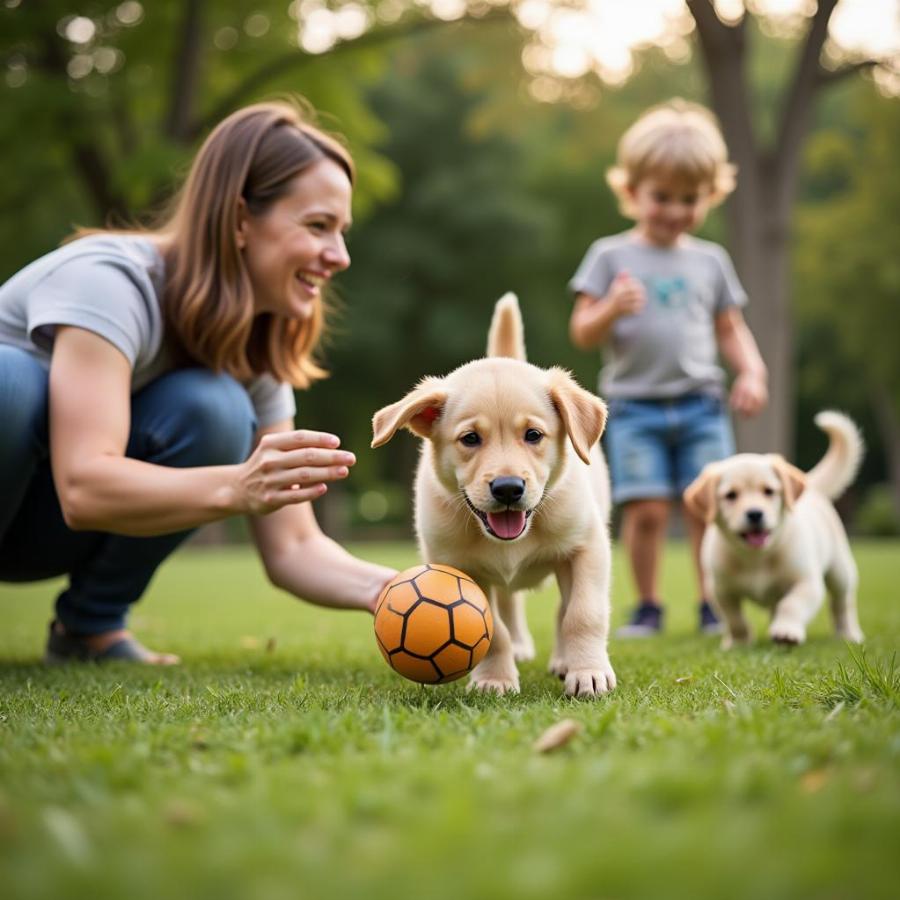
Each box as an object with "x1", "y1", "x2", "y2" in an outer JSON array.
[{"x1": 0, "y1": 540, "x2": 898, "y2": 900}]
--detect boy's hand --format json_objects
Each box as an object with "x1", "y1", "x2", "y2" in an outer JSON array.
[
  {"x1": 608, "y1": 270, "x2": 646, "y2": 317},
  {"x1": 729, "y1": 371, "x2": 768, "y2": 417}
]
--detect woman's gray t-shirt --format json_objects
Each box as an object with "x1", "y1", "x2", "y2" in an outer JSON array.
[
  {"x1": 0, "y1": 234, "x2": 296, "y2": 427},
  {"x1": 569, "y1": 232, "x2": 747, "y2": 400}
]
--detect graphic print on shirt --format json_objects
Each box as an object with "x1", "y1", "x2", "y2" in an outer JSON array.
[{"x1": 644, "y1": 275, "x2": 691, "y2": 311}]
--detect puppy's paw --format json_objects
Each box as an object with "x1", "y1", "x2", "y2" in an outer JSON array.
[
  {"x1": 547, "y1": 654, "x2": 566, "y2": 679},
  {"x1": 769, "y1": 619, "x2": 806, "y2": 645},
  {"x1": 467, "y1": 673, "x2": 520, "y2": 695},
  {"x1": 511, "y1": 634, "x2": 536, "y2": 663},
  {"x1": 837, "y1": 623, "x2": 865, "y2": 644},
  {"x1": 721, "y1": 628, "x2": 752, "y2": 650},
  {"x1": 563, "y1": 662, "x2": 617, "y2": 698}
]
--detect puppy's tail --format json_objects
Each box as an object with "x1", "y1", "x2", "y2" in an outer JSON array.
[
  {"x1": 487, "y1": 292, "x2": 526, "y2": 361},
  {"x1": 806, "y1": 411, "x2": 864, "y2": 500}
]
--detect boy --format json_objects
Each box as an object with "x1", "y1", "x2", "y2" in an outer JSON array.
[{"x1": 568, "y1": 99, "x2": 768, "y2": 637}]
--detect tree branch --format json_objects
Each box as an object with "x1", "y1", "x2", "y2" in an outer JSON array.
[
  {"x1": 772, "y1": 0, "x2": 840, "y2": 195},
  {"x1": 816, "y1": 57, "x2": 883, "y2": 88},
  {"x1": 35, "y1": 22, "x2": 130, "y2": 221},
  {"x1": 188, "y1": 7, "x2": 515, "y2": 143},
  {"x1": 165, "y1": 0, "x2": 205, "y2": 141},
  {"x1": 686, "y1": 0, "x2": 738, "y2": 52},
  {"x1": 686, "y1": 1, "x2": 757, "y2": 173}
]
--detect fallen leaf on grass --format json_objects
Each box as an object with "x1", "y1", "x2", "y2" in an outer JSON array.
[{"x1": 533, "y1": 718, "x2": 582, "y2": 753}]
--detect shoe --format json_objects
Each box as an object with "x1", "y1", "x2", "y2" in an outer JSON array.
[
  {"x1": 44, "y1": 621, "x2": 178, "y2": 665},
  {"x1": 699, "y1": 600, "x2": 723, "y2": 635},
  {"x1": 616, "y1": 601, "x2": 663, "y2": 638}
]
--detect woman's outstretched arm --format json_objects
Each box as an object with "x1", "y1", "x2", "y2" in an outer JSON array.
[
  {"x1": 249, "y1": 420, "x2": 397, "y2": 613},
  {"x1": 49, "y1": 326, "x2": 354, "y2": 535}
]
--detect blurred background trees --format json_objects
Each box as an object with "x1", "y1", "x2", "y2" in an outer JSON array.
[{"x1": 2, "y1": 0, "x2": 898, "y2": 537}]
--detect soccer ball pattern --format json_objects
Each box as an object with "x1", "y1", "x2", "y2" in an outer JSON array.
[{"x1": 374, "y1": 564, "x2": 493, "y2": 684}]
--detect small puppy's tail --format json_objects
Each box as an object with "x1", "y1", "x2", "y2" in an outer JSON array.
[
  {"x1": 487, "y1": 292, "x2": 526, "y2": 361},
  {"x1": 806, "y1": 411, "x2": 864, "y2": 500}
]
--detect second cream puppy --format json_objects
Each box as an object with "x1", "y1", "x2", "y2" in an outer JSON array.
[
  {"x1": 684, "y1": 411, "x2": 865, "y2": 648},
  {"x1": 372, "y1": 294, "x2": 615, "y2": 697}
]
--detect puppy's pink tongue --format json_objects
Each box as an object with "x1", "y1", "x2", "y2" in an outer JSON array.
[
  {"x1": 744, "y1": 532, "x2": 769, "y2": 548},
  {"x1": 487, "y1": 510, "x2": 526, "y2": 539}
]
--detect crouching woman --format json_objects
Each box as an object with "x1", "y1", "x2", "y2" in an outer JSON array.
[{"x1": 0, "y1": 99, "x2": 395, "y2": 663}]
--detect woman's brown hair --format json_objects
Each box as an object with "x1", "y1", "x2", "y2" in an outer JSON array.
[
  {"x1": 163, "y1": 100, "x2": 354, "y2": 387},
  {"x1": 75, "y1": 99, "x2": 354, "y2": 388}
]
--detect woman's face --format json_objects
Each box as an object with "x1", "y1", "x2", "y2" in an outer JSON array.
[{"x1": 238, "y1": 158, "x2": 352, "y2": 319}]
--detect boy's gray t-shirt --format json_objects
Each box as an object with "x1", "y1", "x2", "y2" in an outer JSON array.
[
  {"x1": 568, "y1": 232, "x2": 747, "y2": 400},
  {"x1": 0, "y1": 234, "x2": 296, "y2": 427}
]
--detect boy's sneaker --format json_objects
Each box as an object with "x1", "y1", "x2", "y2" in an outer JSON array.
[
  {"x1": 616, "y1": 601, "x2": 663, "y2": 638},
  {"x1": 699, "y1": 600, "x2": 723, "y2": 635}
]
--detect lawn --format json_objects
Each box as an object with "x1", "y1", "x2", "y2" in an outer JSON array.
[{"x1": 1, "y1": 540, "x2": 898, "y2": 900}]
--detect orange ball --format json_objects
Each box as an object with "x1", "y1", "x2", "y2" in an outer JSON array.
[{"x1": 374, "y1": 564, "x2": 493, "y2": 684}]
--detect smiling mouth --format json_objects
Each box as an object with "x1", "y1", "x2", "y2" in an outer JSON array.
[
  {"x1": 740, "y1": 528, "x2": 771, "y2": 549},
  {"x1": 464, "y1": 495, "x2": 533, "y2": 541},
  {"x1": 297, "y1": 272, "x2": 326, "y2": 291}
]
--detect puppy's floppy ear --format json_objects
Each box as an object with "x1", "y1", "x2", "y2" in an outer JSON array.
[
  {"x1": 767, "y1": 455, "x2": 807, "y2": 509},
  {"x1": 371, "y1": 378, "x2": 448, "y2": 448},
  {"x1": 684, "y1": 463, "x2": 722, "y2": 524},
  {"x1": 547, "y1": 367, "x2": 607, "y2": 465}
]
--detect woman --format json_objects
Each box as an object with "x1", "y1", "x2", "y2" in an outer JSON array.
[{"x1": 0, "y1": 100, "x2": 396, "y2": 664}]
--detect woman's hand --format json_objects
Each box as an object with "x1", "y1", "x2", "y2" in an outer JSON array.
[{"x1": 236, "y1": 429, "x2": 356, "y2": 515}]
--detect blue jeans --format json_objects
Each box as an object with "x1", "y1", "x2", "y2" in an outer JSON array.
[
  {"x1": 604, "y1": 394, "x2": 735, "y2": 504},
  {"x1": 0, "y1": 345, "x2": 256, "y2": 634}
]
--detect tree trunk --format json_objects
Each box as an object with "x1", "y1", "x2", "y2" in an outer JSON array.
[
  {"x1": 688, "y1": 0, "x2": 842, "y2": 456},
  {"x1": 728, "y1": 173, "x2": 795, "y2": 454},
  {"x1": 166, "y1": 0, "x2": 205, "y2": 142},
  {"x1": 872, "y1": 385, "x2": 900, "y2": 521}
]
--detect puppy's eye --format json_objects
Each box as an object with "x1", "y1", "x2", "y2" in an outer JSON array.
[
  {"x1": 460, "y1": 432, "x2": 481, "y2": 447},
  {"x1": 763, "y1": 487, "x2": 776, "y2": 497},
  {"x1": 524, "y1": 428, "x2": 543, "y2": 444},
  {"x1": 724, "y1": 490, "x2": 738, "y2": 501}
]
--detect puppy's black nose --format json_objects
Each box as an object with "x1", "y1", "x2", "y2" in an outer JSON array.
[
  {"x1": 746, "y1": 509, "x2": 764, "y2": 525},
  {"x1": 490, "y1": 476, "x2": 525, "y2": 505}
]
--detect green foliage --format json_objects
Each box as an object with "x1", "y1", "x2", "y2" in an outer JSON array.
[
  {"x1": 792, "y1": 86, "x2": 900, "y2": 486},
  {"x1": 855, "y1": 484, "x2": 900, "y2": 537},
  {"x1": 1, "y1": 2, "x2": 895, "y2": 508},
  {"x1": 1, "y1": 540, "x2": 899, "y2": 899},
  {"x1": 795, "y1": 88, "x2": 900, "y2": 409},
  {"x1": 0, "y1": 0, "x2": 398, "y2": 277},
  {"x1": 301, "y1": 33, "x2": 715, "y2": 494}
]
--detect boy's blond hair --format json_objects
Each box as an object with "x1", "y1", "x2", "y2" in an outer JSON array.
[{"x1": 606, "y1": 98, "x2": 736, "y2": 218}]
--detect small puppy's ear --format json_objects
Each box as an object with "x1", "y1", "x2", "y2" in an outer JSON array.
[
  {"x1": 372, "y1": 378, "x2": 448, "y2": 448},
  {"x1": 684, "y1": 464, "x2": 721, "y2": 524},
  {"x1": 768, "y1": 455, "x2": 807, "y2": 509},
  {"x1": 547, "y1": 368, "x2": 607, "y2": 465}
]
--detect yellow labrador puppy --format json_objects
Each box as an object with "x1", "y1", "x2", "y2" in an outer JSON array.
[
  {"x1": 371, "y1": 294, "x2": 615, "y2": 697},
  {"x1": 684, "y1": 411, "x2": 864, "y2": 648}
]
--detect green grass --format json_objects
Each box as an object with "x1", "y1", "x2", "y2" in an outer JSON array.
[{"x1": 1, "y1": 540, "x2": 898, "y2": 900}]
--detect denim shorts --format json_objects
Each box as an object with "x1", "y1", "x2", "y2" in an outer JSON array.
[{"x1": 604, "y1": 394, "x2": 735, "y2": 504}]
